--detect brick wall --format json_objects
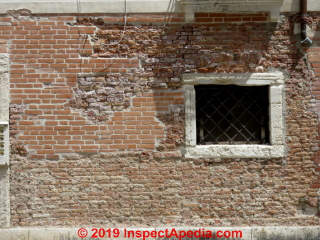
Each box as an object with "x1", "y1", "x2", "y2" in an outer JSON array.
[{"x1": 1, "y1": 11, "x2": 319, "y2": 226}]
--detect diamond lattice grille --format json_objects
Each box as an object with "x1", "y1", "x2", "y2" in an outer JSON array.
[{"x1": 195, "y1": 85, "x2": 269, "y2": 145}]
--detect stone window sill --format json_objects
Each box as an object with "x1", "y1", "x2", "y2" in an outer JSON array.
[{"x1": 185, "y1": 144, "x2": 286, "y2": 159}]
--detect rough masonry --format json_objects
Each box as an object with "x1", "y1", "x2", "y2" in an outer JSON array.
[{"x1": 0, "y1": 9, "x2": 317, "y2": 228}]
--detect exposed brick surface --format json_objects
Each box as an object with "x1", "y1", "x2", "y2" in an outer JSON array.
[{"x1": 1, "y1": 12, "x2": 319, "y2": 226}]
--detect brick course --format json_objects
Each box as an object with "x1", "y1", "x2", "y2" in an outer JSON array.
[{"x1": 1, "y1": 11, "x2": 319, "y2": 226}]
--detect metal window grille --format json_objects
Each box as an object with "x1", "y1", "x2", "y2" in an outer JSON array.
[{"x1": 195, "y1": 85, "x2": 269, "y2": 145}]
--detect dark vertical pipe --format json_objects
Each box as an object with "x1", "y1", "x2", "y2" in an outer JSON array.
[
  {"x1": 301, "y1": 0, "x2": 307, "y2": 14},
  {"x1": 301, "y1": 0, "x2": 307, "y2": 41},
  {"x1": 300, "y1": 0, "x2": 312, "y2": 45}
]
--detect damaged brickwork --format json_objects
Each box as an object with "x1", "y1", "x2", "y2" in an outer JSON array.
[
  {"x1": 0, "y1": 10, "x2": 318, "y2": 226},
  {"x1": 70, "y1": 73, "x2": 144, "y2": 122}
]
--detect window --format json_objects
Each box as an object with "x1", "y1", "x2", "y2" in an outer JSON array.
[
  {"x1": 196, "y1": 85, "x2": 269, "y2": 145},
  {"x1": 183, "y1": 72, "x2": 286, "y2": 159}
]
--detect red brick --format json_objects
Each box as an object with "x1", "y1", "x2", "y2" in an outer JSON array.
[
  {"x1": 195, "y1": 18, "x2": 213, "y2": 23},
  {"x1": 195, "y1": 13, "x2": 209, "y2": 17},
  {"x1": 6, "y1": 13, "x2": 320, "y2": 228}
]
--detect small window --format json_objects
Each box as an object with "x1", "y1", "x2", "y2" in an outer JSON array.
[
  {"x1": 183, "y1": 72, "x2": 285, "y2": 159},
  {"x1": 195, "y1": 85, "x2": 269, "y2": 145}
]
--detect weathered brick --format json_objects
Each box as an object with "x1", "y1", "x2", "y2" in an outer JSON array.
[{"x1": 6, "y1": 12, "x2": 320, "y2": 228}]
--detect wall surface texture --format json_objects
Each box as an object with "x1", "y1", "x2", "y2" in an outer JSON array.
[
  {"x1": 0, "y1": 0, "x2": 320, "y2": 14},
  {"x1": 0, "y1": 7, "x2": 318, "y2": 229}
]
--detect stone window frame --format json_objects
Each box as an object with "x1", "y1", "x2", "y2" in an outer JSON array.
[
  {"x1": 183, "y1": 71, "x2": 286, "y2": 159},
  {"x1": 0, "y1": 50, "x2": 10, "y2": 227},
  {"x1": 0, "y1": 53, "x2": 9, "y2": 166}
]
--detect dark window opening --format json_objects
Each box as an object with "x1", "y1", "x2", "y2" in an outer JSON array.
[{"x1": 195, "y1": 85, "x2": 269, "y2": 145}]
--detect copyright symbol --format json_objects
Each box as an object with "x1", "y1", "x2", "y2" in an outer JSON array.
[{"x1": 77, "y1": 228, "x2": 88, "y2": 238}]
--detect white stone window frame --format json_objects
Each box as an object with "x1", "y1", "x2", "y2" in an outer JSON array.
[
  {"x1": 0, "y1": 53, "x2": 9, "y2": 166},
  {"x1": 0, "y1": 51, "x2": 10, "y2": 227},
  {"x1": 183, "y1": 72, "x2": 286, "y2": 159}
]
